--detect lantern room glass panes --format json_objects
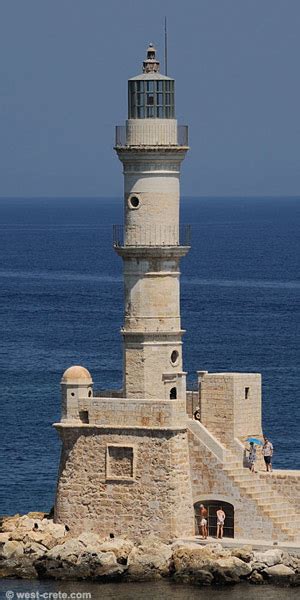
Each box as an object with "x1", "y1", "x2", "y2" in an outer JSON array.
[{"x1": 128, "y1": 80, "x2": 175, "y2": 119}]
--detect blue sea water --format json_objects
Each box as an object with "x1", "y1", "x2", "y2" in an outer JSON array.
[{"x1": 0, "y1": 196, "x2": 299, "y2": 517}]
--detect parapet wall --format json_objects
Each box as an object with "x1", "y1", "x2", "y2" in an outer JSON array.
[{"x1": 59, "y1": 396, "x2": 187, "y2": 430}]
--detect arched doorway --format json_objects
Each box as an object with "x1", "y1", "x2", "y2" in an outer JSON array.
[{"x1": 194, "y1": 500, "x2": 234, "y2": 538}]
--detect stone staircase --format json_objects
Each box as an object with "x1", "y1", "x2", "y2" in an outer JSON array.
[
  {"x1": 222, "y1": 455, "x2": 300, "y2": 542},
  {"x1": 187, "y1": 419, "x2": 300, "y2": 543}
]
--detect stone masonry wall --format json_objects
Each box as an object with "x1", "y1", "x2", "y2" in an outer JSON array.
[
  {"x1": 263, "y1": 471, "x2": 300, "y2": 506},
  {"x1": 200, "y1": 373, "x2": 262, "y2": 447},
  {"x1": 54, "y1": 427, "x2": 195, "y2": 542},
  {"x1": 233, "y1": 374, "x2": 262, "y2": 442},
  {"x1": 188, "y1": 430, "x2": 275, "y2": 541},
  {"x1": 200, "y1": 375, "x2": 234, "y2": 446}
]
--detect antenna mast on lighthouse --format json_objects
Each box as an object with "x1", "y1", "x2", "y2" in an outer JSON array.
[{"x1": 164, "y1": 16, "x2": 168, "y2": 75}]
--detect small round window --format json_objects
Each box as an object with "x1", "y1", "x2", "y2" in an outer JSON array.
[
  {"x1": 171, "y1": 350, "x2": 179, "y2": 365},
  {"x1": 128, "y1": 195, "x2": 140, "y2": 210}
]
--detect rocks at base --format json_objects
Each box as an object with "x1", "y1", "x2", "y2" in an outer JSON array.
[
  {"x1": 249, "y1": 570, "x2": 264, "y2": 584},
  {"x1": 126, "y1": 536, "x2": 172, "y2": 581},
  {"x1": 98, "y1": 538, "x2": 134, "y2": 564},
  {"x1": 265, "y1": 564, "x2": 295, "y2": 584},
  {"x1": 35, "y1": 550, "x2": 124, "y2": 581},
  {"x1": 231, "y1": 545, "x2": 253, "y2": 563},
  {"x1": 253, "y1": 549, "x2": 284, "y2": 567},
  {"x1": 211, "y1": 556, "x2": 252, "y2": 584},
  {"x1": 1, "y1": 512, "x2": 300, "y2": 585},
  {"x1": 1, "y1": 540, "x2": 24, "y2": 559},
  {"x1": 173, "y1": 545, "x2": 251, "y2": 585}
]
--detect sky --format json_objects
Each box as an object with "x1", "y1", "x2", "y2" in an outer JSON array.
[{"x1": 0, "y1": 0, "x2": 299, "y2": 198}]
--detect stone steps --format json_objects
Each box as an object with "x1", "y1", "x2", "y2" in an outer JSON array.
[
  {"x1": 222, "y1": 449, "x2": 300, "y2": 542},
  {"x1": 186, "y1": 420, "x2": 300, "y2": 543}
]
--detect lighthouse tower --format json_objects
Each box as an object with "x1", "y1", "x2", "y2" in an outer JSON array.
[
  {"x1": 115, "y1": 43, "x2": 190, "y2": 402},
  {"x1": 54, "y1": 44, "x2": 195, "y2": 541}
]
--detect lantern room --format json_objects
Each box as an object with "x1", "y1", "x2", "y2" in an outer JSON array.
[{"x1": 128, "y1": 43, "x2": 175, "y2": 119}]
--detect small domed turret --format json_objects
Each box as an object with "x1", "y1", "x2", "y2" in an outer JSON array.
[
  {"x1": 61, "y1": 365, "x2": 92, "y2": 384},
  {"x1": 61, "y1": 365, "x2": 93, "y2": 422}
]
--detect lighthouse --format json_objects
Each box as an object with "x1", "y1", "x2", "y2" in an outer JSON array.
[
  {"x1": 114, "y1": 43, "x2": 190, "y2": 403},
  {"x1": 53, "y1": 44, "x2": 300, "y2": 546},
  {"x1": 54, "y1": 44, "x2": 195, "y2": 541}
]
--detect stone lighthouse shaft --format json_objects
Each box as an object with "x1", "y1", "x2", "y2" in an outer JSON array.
[{"x1": 114, "y1": 44, "x2": 190, "y2": 402}]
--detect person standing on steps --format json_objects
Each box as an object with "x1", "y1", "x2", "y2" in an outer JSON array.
[
  {"x1": 248, "y1": 442, "x2": 257, "y2": 472},
  {"x1": 199, "y1": 504, "x2": 208, "y2": 539},
  {"x1": 262, "y1": 436, "x2": 274, "y2": 472},
  {"x1": 216, "y1": 506, "x2": 226, "y2": 539}
]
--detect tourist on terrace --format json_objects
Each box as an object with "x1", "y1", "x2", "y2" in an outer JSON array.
[
  {"x1": 199, "y1": 504, "x2": 208, "y2": 539},
  {"x1": 248, "y1": 442, "x2": 257, "y2": 472},
  {"x1": 262, "y1": 436, "x2": 274, "y2": 472},
  {"x1": 216, "y1": 506, "x2": 226, "y2": 539}
]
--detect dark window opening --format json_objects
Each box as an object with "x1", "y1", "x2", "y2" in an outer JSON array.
[
  {"x1": 146, "y1": 94, "x2": 154, "y2": 105},
  {"x1": 79, "y1": 410, "x2": 89, "y2": 424},
  {"x1": 171, "y1": 350, "x2": 179, "y2": 364},
  {"x1": 129, "y1": 196, "x2": 140, "y2": 209},
  {"x1": 88, "y1": 390, "x2": 92, "y2": 398},
  {"x1": 70, "y1": 392, "x2": 75, "y2": 397},
  {"x1": 170, "y1": 387, "x2": 177, "y2": 399},
  {"x1": 194, "y1": 500, "x2": 234, "y2": 538},
  {"x1": 245, "y1": 387, "x2": 250, "y2": 399}
]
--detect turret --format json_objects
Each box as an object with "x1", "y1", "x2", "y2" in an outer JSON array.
[{"x1": 60, "y1": 365, "x2": 93, "y2": 422}]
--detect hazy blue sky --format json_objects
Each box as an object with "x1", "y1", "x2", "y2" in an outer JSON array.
[{"x1": 0, "y1": 0, "x2": 299, "y2": 197}]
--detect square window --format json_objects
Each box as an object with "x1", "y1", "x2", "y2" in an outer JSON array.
[{"x1": 106, "y1": 445, "x2": 135, "y2": 480}]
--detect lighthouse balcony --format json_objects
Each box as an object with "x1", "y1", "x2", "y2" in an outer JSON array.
[
  {"x1": 113, "y1": 224, "x2": 191, "y2": 248},
  {"x1": 115, "y1": 123, "x2": 188, "y2": 148}
]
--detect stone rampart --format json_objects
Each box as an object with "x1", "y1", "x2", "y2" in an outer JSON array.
[{"x1": 54, "y1": 427, "x2": 195, "y2": 541}]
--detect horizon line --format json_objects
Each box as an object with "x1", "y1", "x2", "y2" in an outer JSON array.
[{"x1": 0, "y1": 194, "x2": 300, "y2": 200}]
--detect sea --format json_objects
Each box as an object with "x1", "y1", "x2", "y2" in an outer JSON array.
[{"x1": 0, "y1": 195, "x2": 299, "y2": 599}]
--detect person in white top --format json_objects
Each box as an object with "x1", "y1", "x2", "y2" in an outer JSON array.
[
  {"x1": 262, "y1": 436, "x2": 274, "y2": 472},
  {"x1": 216, "y1": 506, "x2": 226, "y2": 539}
]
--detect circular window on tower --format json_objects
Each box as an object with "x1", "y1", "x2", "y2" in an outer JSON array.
[
  {"x1": 170, "y1": 350, "x2": 179, "y2": 366},
  {"x1": 128, "y1": 194, "x2": 141, "y2": 210}
]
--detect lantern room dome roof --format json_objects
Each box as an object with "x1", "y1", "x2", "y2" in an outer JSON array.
[{"x1": 129, "y1": 43, "x2": 173, "y2": 81}]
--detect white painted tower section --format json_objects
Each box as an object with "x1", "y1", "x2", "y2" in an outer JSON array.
[{"x1": 115, "y1": 44, "x2": 189, "y2": 401}]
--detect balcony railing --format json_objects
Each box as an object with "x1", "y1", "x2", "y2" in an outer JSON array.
[
  {"x1": 113, "y1": 224, "x2": 191, "y2": 248},
  {"x1": 115, "y1": 125, "x2": 188, "y2": 147}
]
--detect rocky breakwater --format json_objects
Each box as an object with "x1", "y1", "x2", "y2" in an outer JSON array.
[{"x1": 0, "y1": 513, "x2": 300, "y2": 586}]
